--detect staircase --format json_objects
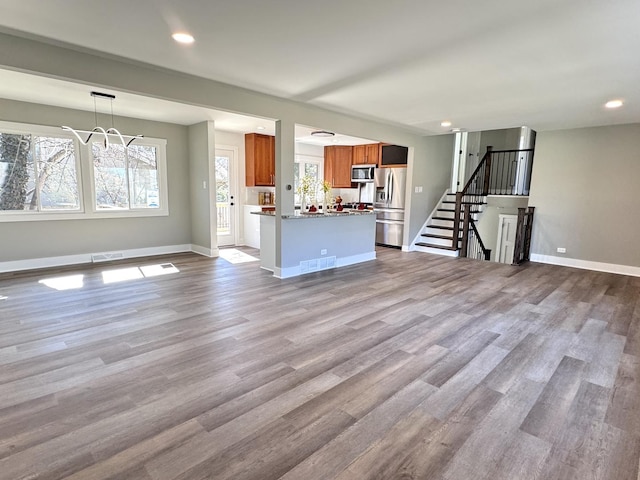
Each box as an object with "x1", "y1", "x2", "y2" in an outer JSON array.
[
  {"x1": 414, "y1": 192, "x2": 486, "y2": 256},
  {"x1": 414, "y1": 145, "x2": 536, "y2": 261}
]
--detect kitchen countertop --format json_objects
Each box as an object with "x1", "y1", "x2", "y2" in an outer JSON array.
[{"x1": 251, "y1": 209, "x2": 375, "y2": 219}]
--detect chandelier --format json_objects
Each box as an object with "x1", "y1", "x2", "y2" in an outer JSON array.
[{"x1": 62, "y1": 91, "x2": 143, "y2": 149}]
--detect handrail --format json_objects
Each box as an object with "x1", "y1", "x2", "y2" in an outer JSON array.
[
  {"x1": 470, "y1": 219, "x2": 491, "y2": 261},
  {"x1": 452, "y1": 145, "x2": 535, "y2": 254},
  {"x1": 458, "y1": 203, "x2": 491, "y2": 260},
  {"x1": 460, "y1": 147, "x2": 492, "y2": 195}
]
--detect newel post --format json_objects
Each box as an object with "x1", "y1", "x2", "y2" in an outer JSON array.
[{"x1": 483, "y1": 146, "x2": 493, "y2": 195}]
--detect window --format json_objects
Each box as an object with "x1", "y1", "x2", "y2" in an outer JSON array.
[
  {"x1": 0, "y1": 121, "x2": 167, "y2": 221},
  {"x1": 91, "y1": 142, "x2": 161, "y2": 210},
  {"x1": 0, "y1": 130, "x2": 80, "y2": 213},
  {"x1": 294, "y1": 155, "x2": 323, "y2": 205}
]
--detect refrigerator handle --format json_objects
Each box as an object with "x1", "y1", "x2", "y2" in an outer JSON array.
[
  {"x1": 385, "y1": 170, "x2": 390, "y2": 206},
  {"x1": 388, "y1": 170, "x2": 394, "y2": 207}
]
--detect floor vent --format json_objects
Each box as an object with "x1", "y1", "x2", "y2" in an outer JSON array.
[
  {"x1": 300, "y1": 256, "x2": 337, "y2": 274},
  {"x1": 91, "y1": 252, "x2": 125, "y2": 263}
]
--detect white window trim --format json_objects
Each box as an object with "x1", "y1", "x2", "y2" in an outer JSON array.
[
  {"x1": 294, "y1": 153, "x2": 324, "y2": 206},
  {"x1": 0, "y1": 120, "x2": 169, "y2": 222},
  {"x1": 84, "y1": 137, "x2": 168, "y2": 217}
]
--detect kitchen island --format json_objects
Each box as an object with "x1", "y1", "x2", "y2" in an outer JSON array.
[{"x1": 252, "y1": 210, "x2": 376, "y2": 278}]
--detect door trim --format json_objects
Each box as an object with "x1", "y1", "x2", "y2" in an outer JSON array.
[{"x1": 214, "y1": 144, "x2": 239, "y2": 247}]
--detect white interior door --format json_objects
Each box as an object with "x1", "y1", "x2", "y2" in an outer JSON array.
[
  {"x1": 496, "y1": 214, "x2": 517, "y2": 264},
  {"x1": 214, "y1": 147, "x2": 238, "y2": 246}
]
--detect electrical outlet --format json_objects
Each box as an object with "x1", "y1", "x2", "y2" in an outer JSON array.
[
  {"x1": 320, "y1": 249, "x2": 327, "y2": 255},
  {"x1": 557, "y1": 247, "x2": 566, "y2": 254},
  {"x1": 202, "y1": 181, "x2": 207, "y2": 189}
]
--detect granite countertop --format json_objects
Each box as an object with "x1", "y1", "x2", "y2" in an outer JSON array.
[{"x1": 251, "y1": 209, "x2": 375, "y2": 219}]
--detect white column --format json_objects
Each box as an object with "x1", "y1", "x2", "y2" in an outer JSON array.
[{"x1": 274, "y1": 119, "x2": 295, "y2": 272}]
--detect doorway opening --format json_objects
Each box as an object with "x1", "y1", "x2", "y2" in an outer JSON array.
[{"x1": 215, "y1": 147, "x2": 238, "y2": 247}]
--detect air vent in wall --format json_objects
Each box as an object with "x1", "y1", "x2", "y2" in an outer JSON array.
[{"x1": 91, "y1": 252, "x2": 125, "y2": 263}]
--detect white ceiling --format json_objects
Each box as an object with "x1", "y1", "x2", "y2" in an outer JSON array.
[{"x1": 0, "y1": 0, "x2": 638, "y2": 134}]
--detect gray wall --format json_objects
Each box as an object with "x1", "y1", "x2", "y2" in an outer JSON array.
[
  {"x1": 406, "y1": 134, "x2": 454, "y2": 244},
  {"x1": 479, "y1": 127, "x2": 521, "y2": 154},
  {"x1": 0, "y1": 32, "x2": 449, "y2": 258},
  {"x1": 476, "y1": 196, "x2": 530, "y2": 262},
  {"x1": 529, "y1": 123, "x2": 640, "y2": 267},
  {"x1": 0, "y1": 98, "x2": 191, "y2": 262},
  {"x1": 188, "y1": 121, "x2": 215, "y2": 253}
]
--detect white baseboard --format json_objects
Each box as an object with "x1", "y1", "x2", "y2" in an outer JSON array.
[
  {"x1": 190, "y1": 244, "x2": 219, "y2": 258},
  {"x1": 530, "y1": 254, "x2": 640, "y2": 278},
  {"x1": 274, "y1": 251, "x2": 376, "y2": 279},
  {"x1": 0, "y1": 244, "x2": 193, "y2": 273}
]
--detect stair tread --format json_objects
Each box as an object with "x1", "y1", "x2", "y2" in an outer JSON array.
[
  {"x1": 436, "y1": 210, "x2": 481, "y2": 215},
  {"x1": 427, "y1": 225, "x2": 454, "y2": 231},
  {"x1": 415, "y1": 242, "x2": 459, "y2": 251},
  {"x1": 442, "y1": 200, "x2": 486, "y2": 205},
  {"x1": 421, "y1": 233, "x2": 460, "y2": 240}
]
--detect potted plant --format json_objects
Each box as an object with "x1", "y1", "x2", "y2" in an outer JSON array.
[
  {"x1": 297, "y1": 175, "x2": 316, "y2": 212},
  {"x1": 321, "y1": 180, "x2": 332, "y2": 212}
]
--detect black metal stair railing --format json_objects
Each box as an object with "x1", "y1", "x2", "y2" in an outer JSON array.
[
  {"x1": 512, "y1": 206, "x2": 535, "y2": 265},
  {"x1": 453, "y1": 146, "x2": 535, "y2": 259},
  {"x1": 459, "y1": 204, "x2": 491, "y2": 261}
]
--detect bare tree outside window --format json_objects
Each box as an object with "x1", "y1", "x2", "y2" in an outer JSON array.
[
  {"x1": 93, "y1": 142, "x2": 159, "y2": 210},
  {"x1": 0, "y1": 133, "x2": 79, "y2": 211}
]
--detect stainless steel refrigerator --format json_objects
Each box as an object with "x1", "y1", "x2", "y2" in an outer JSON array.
[{"x1": 374, "y1": 167, "x2": 406, "y2": 247}]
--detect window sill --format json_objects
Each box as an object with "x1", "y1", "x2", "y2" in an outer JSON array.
[{"x1": 0, "y1": 209, "x2": 169, "y2": 222}]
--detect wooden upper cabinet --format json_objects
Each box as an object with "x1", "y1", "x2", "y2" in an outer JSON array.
[
  {"x1": 378, "y1": 143, "x2": 408, "y2": 168},
  {"x1": 324, "y1": 145, "x2": 353, "y2": 188},
  {"x1": 353, "y1": 143, "x2": 380, "y2": 165},
  {"x1": 245, "y1": 133, "x2": 275, "y2": 186}
]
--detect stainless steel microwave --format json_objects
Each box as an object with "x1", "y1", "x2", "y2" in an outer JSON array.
[{"x1": 351, "y1": 164, "x2": 375, "y2": 182}]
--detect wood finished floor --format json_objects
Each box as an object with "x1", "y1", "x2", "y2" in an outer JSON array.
[{"x1": 0, "y1": 248, "x2": 639, "y2": 480}]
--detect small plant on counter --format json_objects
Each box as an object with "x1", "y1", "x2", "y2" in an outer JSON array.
[
  {"x1": 321, "y1": 180, "x2": 332, "y2": 210},
  {"x1": 297, "y1": 174, "x2": 317, "y2": 210}
]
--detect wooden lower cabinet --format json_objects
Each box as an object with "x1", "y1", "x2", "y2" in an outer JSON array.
[{"x1": 324, "y1": 146, "x2": 353, "y2": 188}]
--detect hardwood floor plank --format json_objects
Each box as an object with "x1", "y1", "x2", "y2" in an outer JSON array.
[
  {"x1": 520, "y1": 355, "x2": 586, "y2": 442},
  {"x1": 1, "y1": 249, "x2": 639, "y2": 479},
  {"x1": 278, "y1": 379, "x2": 437, "y2": 480},
  {"x1": 605, "y1": 353, "x2": 640, "y2": 435},
  {"x1": 337, "y1": 384, "x2": 502, "y2": 480},
  {"x1": 440, "y1": 378, "x2": 548, "y2": 480},
  {"x1": 423, "y1": 330, "x2": 499, "y2": 387}
]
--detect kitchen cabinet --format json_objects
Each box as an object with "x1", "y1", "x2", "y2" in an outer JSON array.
[
  {"x1": 324, "y1": 145, "x2": 353, "y2": 188},
  {"x1": 245, "y1": 133, "x2": 275, "y2": 186},
  {"x1": 378, "y1": 143, "x2": 408, "y2": 168},
  {"x1": 243, "y1": 205, "x2": 261, "y2": 249},
  {"x1": 353, "y1": 143, "x2": 380, "y2": 165}
]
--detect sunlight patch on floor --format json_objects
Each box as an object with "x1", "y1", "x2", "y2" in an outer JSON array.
[
  {"x1": 102, "y1": 267, "x2": 144, "y2": 284},
  {"x1": 102, "y1": 263, "x2": 180, "y2": 284},
  {"x1": 219, "y1": 248, "x2": 259, "y2": 264},
  {"x1": 38, "y1": 274, "x2": 84, "y2": 291}
]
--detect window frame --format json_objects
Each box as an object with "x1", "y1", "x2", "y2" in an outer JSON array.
[
  {"x1": 0, "y1": 121, "x2": 84, "y2": 220},
  {"x1": 294, "y1": 154, "x2": 324, "y2": 206},
  {"x1": 0, "y1": 120, "x2": 169, "y2": 222},
  {"x1": 85, "y1": 137, "x2": 168, "y2": 217}
]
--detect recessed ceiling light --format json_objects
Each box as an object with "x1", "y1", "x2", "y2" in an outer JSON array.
[
  {"x1": 605, "y1": 99, "x2": 623, "y2": 109},
  {"x1": 440, "y1": 121, "x2": 452, "y2": 127},
  {"x1": 256, "y1": 126, "x2": 266, "y2": 130},
  {"x1": 172, "y1": 33, "x2": 195, "y2": 44}
]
